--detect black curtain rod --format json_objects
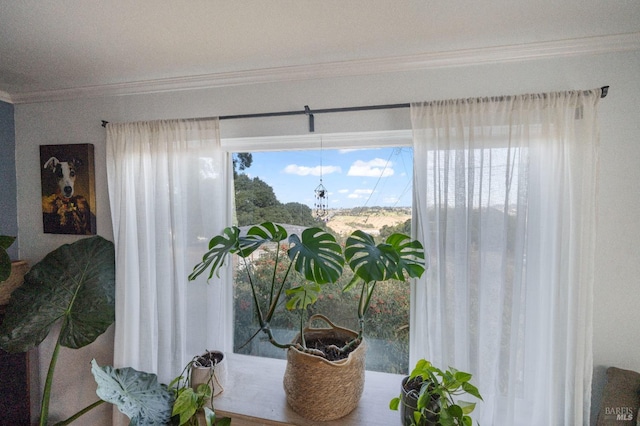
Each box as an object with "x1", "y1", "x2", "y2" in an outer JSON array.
[{"x1": 101, "y1": 86, "x2": 609, "y2": 132}]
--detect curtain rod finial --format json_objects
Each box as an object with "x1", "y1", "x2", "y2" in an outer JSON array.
[
  {"x1": 101, "y1": 120, "x2": 109, "y2": 128},
  {"x1": 600, "y1": 86, "x2": 609, "y2": 98}
]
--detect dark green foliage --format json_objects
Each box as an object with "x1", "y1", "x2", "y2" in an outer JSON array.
[
  {"x1": 234, "y1": 173, "x2": 318, "y2": 227},
  {"x1": 0, "y1": 235, "x2": 16, "y2": 282},
  {"x1": 232, "y1": 152, "x2": 253, "y2": 176},
  {"x1": 379, "y1": 219, "x2": 411, "y2": 240},
  {"x1": 0, "y1": 236, "x2": 115, "y2": 426},
  {"x1": 0, "y1": 236, "x2": 115, "y2": 353},
  {"x1": 390, "y1": 360, "x2": 483, "y2": 426}
]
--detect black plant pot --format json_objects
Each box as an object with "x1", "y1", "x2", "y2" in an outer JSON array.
[{"x1": 399, "y1": 376, "x2": 440, "y2": 426}]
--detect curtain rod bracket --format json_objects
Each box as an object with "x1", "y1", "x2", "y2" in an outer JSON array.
[{"x1": 304, "y1": 105, "x2": 315, "y2": 133}]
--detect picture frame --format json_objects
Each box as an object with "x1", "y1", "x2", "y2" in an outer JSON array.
[{"x1": 40, "y1": 144, "x2": 96, "y2": 235}]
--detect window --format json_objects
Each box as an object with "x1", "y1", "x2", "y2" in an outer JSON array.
[{"x1": 223, "y1": 131, "x2": 414, "y2": 373}]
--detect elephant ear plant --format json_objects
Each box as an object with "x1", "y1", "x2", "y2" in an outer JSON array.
[
  {"x1": 0, "y1": 236, "x2": 115, "y2": 426},
  {"x1": 189, "y1": 221, "x2": 425, "y2": 358},
  {"x1": 85, "y1": 358, "x2": 230, "y2": 426}
]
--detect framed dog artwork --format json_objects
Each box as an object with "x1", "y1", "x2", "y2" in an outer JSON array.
[{"x1": 40, "y1": 144, "x2": 96, "y2": 235}]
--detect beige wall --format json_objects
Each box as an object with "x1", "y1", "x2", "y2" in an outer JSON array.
[{"x1": 13, "y1": 49, "x2": 640, "y2": 424}]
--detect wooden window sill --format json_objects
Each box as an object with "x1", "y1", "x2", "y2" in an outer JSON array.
[{"x1": 214, "y1": 353, "x2": 404, "y2": 426}]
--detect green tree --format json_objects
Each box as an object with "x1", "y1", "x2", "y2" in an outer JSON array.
[
  {"x1": 232, "y1": 153, "x2": 253, "y2": 177},
  {"x1": 379, "y1": 219, "x2": 411, "y2": 240},
  {"x1": 234, "y1": 174, "x2": 318, "y2": 227},
  {"x1": 283, "y1": 202, "x2": 318, "y2": 227}
]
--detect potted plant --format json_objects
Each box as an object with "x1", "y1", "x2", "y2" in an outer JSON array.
[
  {"x1": 0, "y1": 235, "x2": 29, "y2": 306},
  {"x1": 0, "y1": 236, "x2": 116, "y2": 426},
  {"x1": 188, "y1": 222, "x2": 425, "y2": 420},
  {"x1": 190, "y1": 350, "x2": 227, "y2": 398},
  {"x1": 389, "y1": 359, "x2": 483, "y2": 426},
  {"x1": 58, "y1": 357, "x2": 231, "y2": 426}
]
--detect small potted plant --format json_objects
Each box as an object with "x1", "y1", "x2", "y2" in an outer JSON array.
[
  {"x1": 389, "y1": 359, "x2": 483, "y2": 426},
  {"x1": 188, "y1": 222, "x2": 425, "y2": 421},
  {"x1": 190, "y1": 350, "x2": 227, "y2": 398},
  {"x1": 58, "y1": 356, "x2": 231, "y2": 426},
  {"x1": 170, "y1": 353, "x2": 231, "y2": 426}
]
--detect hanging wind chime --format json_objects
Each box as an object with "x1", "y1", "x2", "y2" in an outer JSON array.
[{"x1": 314, "y1": 138, "x2": 328, "y2": 221}]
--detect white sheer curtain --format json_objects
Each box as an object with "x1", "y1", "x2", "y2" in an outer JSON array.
[
  {"x1": 106, "y1": 119, "x2": 233, "y2": 388},
  {"x1": 410, "y1": 90, "x2": 600, "y2": 425}
]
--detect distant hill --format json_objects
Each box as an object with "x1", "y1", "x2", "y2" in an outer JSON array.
[{"x1": 325, "y1": 207, "x2": 411, "y2": 236}]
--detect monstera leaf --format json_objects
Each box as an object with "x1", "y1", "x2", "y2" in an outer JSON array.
[
  {"x1": 344, "y1": 230, "x2": 400, "y2": 286},
  {"x1": 241, "y1": 222, "x2": 288, "y2": 256},
  {"x1": 189, "y1": 226, "x2": 241, "y2": 282},
  {"x1": 288, "y1": 227, "x2": 344, "y2": 284},
  {"x1": 91, "y1": 360, "x2": 174, "y2": 425},
  {"x1": 383, "y1": 233, "x2": 426, "y2": 281},
  {"x1": 0, "y1": 236, "x2": 115, "y2": 353}
]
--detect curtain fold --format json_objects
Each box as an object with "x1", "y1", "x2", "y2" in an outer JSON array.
[
  {"x1": 410, "y1": 90, "x2": 600, "y2": 425},
  {"x1": 106, "y1": 119, "x2": 233, "y2": 388}
]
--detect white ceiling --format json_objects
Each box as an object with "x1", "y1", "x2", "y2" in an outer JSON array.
[{"x1": 1, "y1": 0, "x2": 639, "y2": 102}]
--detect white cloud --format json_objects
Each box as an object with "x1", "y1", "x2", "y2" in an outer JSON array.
[
  {"x1": 338, "y1": 149, "x2": 360, "y2": 154},
  {"x1": 283, "y1": 164, "x2": 341, "y2": 176},
  {"x1": 347, "y1": 158, "x2": 394, "y2": 177},
  {"x1": 347, "y1": 189, "x2": 374, "y2": 199},
  {"x1": 383, "y1": 196, "x2": 399, "y2": 204},
  {"x1": 338, "y1": 189, "x2": 349, "y2": 194}
]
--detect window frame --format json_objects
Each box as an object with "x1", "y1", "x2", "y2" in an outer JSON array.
[{"x1": 221, "y1": 129, "x2": 416, "y2": 372}]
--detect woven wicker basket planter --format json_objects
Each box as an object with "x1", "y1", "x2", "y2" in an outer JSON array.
[
  {"x1": 283, "y1": 315, "x2": 366, "y2": 421},
  {"x1": 0, "y1": 260, "x2": 29, "y2": 305}
]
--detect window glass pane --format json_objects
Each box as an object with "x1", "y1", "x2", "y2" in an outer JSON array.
[{"x1": 232, "y1": 146, "x2": 413, "y2": 373}]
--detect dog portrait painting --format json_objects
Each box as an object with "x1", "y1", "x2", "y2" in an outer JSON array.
[{"x1": 40, "y1": 144, "x2": 96, "y2": 235}]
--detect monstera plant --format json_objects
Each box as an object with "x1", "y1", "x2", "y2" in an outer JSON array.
[
  {"x1": 190, "y1": 222, "x2": 425, "y2": 356},
  {"x1": 0, "y1": 236, "x2": 115, "y2": 426},
  {"x1": 189, "y1": 222, "x2": 425, "y2": 421}
]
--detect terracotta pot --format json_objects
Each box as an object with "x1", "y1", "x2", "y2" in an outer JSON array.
[{"x1": 283, "y1": 314, "x2": 366, "y2": 421}]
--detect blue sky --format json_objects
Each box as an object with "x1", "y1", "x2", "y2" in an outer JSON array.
[{"x1": 240, "y1": 147, "x2": 413, "y2": 209}]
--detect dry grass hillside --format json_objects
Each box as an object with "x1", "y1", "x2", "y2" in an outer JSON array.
[{"x1": 325, "y1": 207, "x2": 411, "y2": 236}]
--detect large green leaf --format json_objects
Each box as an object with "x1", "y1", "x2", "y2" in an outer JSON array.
[
  {"x1": 384, "y1": 233, "x2": 426, "y2": 281},
  {"x1": 189, "y1": 223, "x2": 289, "y2": 282},
  {"x1": 344, "y1": 230, "x2": 400, "y2": 283},
  {"x1": 0, "y1": 236, "x2": 115, "y2": 352},
  {"x1": 189, "y1": 227, "x2": 240, "y2": 281},
  {"x1": 240, "y1": 222, "x2": 288, "y2": 256},
  {"x1": 0, "y1": 235, "x2": 16, "y2": 282},
  {"x1": 91, "y1": 359, "x2": 174, "y2": 426},
  {"x1": 287, "y1": 227, "x2": 344, "y2": 284},
  {"x1": 285, "y1": 282, "x2": 321, "y2": 311}
]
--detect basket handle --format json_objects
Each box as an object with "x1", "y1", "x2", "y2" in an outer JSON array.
[{"x1": 306, "y1": 314, "x2": 340, "y2": 331}]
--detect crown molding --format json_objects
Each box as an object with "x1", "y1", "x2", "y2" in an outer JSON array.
[
  {"x1": 0, "y1": 90, "x2": 13, "y2": 104},
  {"x1": 9, "y1": 32, "x2": 640, "y2": 104}
]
